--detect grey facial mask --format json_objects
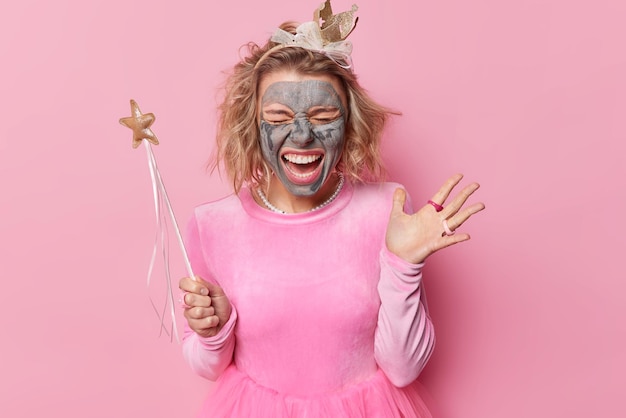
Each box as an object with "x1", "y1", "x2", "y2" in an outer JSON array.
[{"x1": 259, "y1": 79, "x2": 346, "y2": 196}]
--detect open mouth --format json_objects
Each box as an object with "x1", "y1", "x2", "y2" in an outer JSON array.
[{"x1": 281, "y1": 152, "x2": 324, "y2": 183}]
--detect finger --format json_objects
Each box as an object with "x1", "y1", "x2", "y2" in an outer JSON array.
[
  {"x1": 182, "y1": 293, "x2": 213, "y2": 308},
  {"x1": 178, "y1": 292, "x2": 191, "y2": 308},
  {"x1": 187, "y1": 315, "x2": 220, "y2": 332},
  {"x1": 446, "y1": 202, "x2": 485, "y2": 230},
  {"x1": 438, "y1": 233, "x2": 471, "y2": 250},
  {"x1": 179, "y1": 276, "x2": 209, "y2": 296},
  {"x1": 442, "y1": 182, "x2": 480, "y2": 217},
  {"x1": 184, "y1": 306, "x2": 216, "y2": 320},
  {"x1": 390, "y1": 188, "x2": 407, "y2": 217},
  {"x1": 204, "y1": 281, "x2": 227, "y2": 298},
  {"x1": 429, "y1": 174, "x2": 464, "y2": 205}
]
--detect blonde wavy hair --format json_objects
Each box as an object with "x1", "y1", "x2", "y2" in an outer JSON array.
[{"x1": 214, "y1": 22, "x2": 395, "y2": 193}]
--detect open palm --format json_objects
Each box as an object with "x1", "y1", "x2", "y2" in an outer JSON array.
[{"x1": 386, "y1": 174, "x2": 485, "y2": 264}]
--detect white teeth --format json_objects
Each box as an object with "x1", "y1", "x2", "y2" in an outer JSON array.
[
  {"x1": 291, "y1": 171, "x2": 314, "y2": 179},
  {"x1": 283, "y1": 154, "x2": 321, "y2": 164}
]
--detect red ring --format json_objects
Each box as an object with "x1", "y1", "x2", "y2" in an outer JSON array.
[{"x1": 427, "y1": 200, "x2": 444, "y2": 212}]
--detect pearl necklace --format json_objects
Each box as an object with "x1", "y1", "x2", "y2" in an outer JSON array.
[{"x1": 257, "y1": 173, "x2": 345, "y2": 214}]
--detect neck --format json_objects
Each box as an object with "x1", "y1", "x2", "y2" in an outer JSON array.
[{"x1": 258, "y1": 173, "x2": 344, "y2": 214}]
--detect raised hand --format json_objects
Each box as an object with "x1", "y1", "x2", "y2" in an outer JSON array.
[
  {"x1": 179, "y1": 276, "x2": 232, "y2": 338},
  {"x1": 385, "y1": 174, "x2": 485, "y2": 264}
]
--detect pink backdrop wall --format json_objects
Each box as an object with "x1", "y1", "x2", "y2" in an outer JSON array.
[{"x1": 1, "y1": 0, "x2": 624, "y2": 417}]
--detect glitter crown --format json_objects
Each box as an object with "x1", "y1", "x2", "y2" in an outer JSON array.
[{"x1": 314, "y1": 0, "x2": 359, "y2": 45}]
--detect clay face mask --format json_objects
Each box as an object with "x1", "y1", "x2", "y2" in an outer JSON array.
[{"x1": 259, "y1": 79, "x2": 346, "y2": 196}]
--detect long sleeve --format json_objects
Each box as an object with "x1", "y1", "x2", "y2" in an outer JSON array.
[
  {"x1": 182, "y1": 309, "x2": 237, "y2": 380},
  {"x1": 181, "y1": 213, "x2": 236, "y2": 381},
  {"x1": 374, "y1": 247, "x2": 435, "y2": 387}
]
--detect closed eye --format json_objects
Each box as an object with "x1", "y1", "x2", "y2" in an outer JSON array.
[
  {"x1": 262, "y1": 109, "x2": 294, "y2": 125},
  {"x1": 265, "y1": 118, "x2": 292, "y2": 125},
  {"x1": 308, "y1": 107, "x2": 342, "y2": 125},
  {"x1": 311, "y1": 118, "x2": 336, "y2": 124}
]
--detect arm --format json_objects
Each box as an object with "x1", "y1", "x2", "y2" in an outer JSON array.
[
  {"x1": 180, "y1": 213, "x2": 236, "y2": 381},
  {"x1": 377, "y1": 174, "x2": 484, "y2": 386},
  {"x1": 374, "y1": 247, "x2": 435, "y2": 387},
  {"x1": 182, "y1": 308, "x2": 237, "y2": 381}
]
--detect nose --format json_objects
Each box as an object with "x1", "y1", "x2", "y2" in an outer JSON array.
[{"x1": 287, "y1": 117, "x2": 313, "y2": 147}]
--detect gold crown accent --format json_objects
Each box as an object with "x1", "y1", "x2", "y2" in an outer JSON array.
[{"x1": 314, "y1": 0, "x2": 359, "y2": 46}]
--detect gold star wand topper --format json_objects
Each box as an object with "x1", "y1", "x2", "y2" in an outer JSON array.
[
  {"x1": 119, "y1": 99, "x2": 159, "y2": 148},
  {"x1": 118, "y1": 98, "x2": 195, "y2": 343}
]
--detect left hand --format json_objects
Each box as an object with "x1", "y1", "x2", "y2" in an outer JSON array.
[{"x1": 385, "y1": 174, "x2": 485, "y2": 264}]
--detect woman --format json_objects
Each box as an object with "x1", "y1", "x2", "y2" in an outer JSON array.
[{"x1": 179, "y1": 2, "x2": 484, "y2": 416}]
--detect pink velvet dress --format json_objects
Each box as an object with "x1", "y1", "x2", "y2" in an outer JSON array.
[{"x1": 183, "y1": 181, "x2": 435, "y2": 417}]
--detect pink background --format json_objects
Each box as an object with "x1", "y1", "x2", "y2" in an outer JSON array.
[{"x1": 1, "y1": 0, "x2": 624, "y2": 417}]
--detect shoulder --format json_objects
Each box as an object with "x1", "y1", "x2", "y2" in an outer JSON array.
[
  {"x1": 347, "y1": 181, "x2": 403, "y2": 214},
  {"x1": 352, "y1": 181, "x2": 405, "y2": 202},
  {"x1": 191, "y1": 193, "x2": 243, "y2": 226},
  {"x1": 351, "y1": 181, "x2": 417, "y2": 214}
]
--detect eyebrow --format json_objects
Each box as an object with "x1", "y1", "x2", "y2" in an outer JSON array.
[{"x1": 262, "y1": 109, "x2": 294, "y2": 116}]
